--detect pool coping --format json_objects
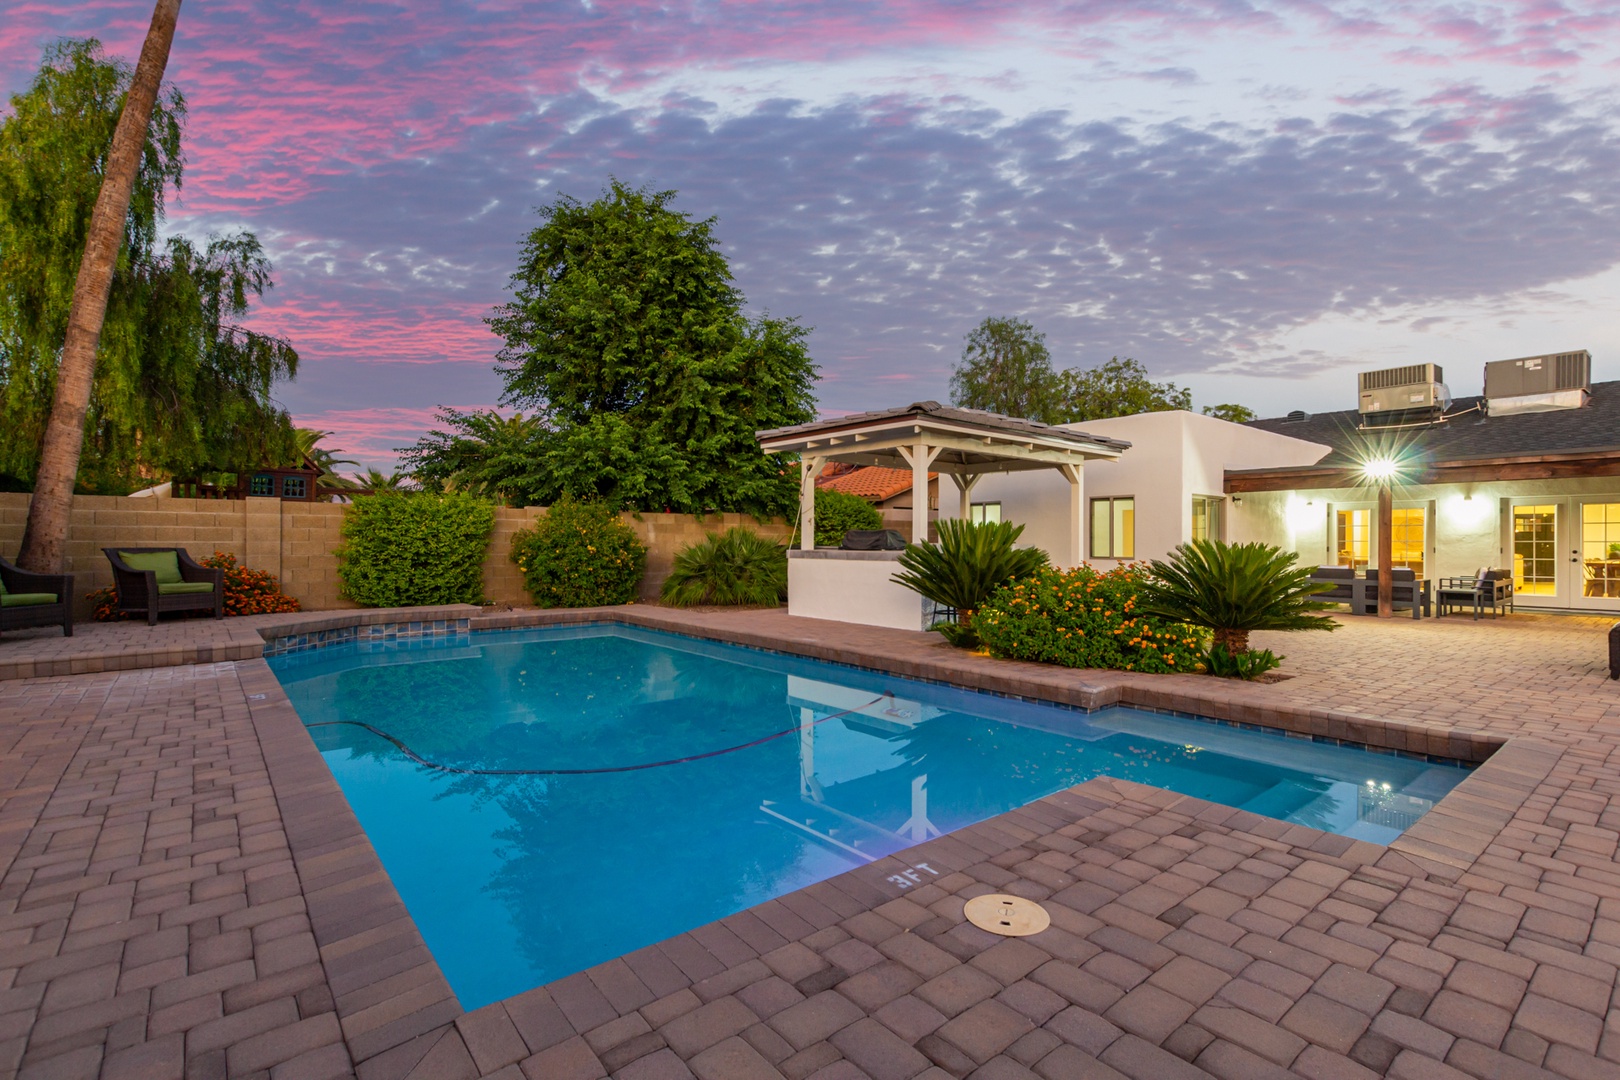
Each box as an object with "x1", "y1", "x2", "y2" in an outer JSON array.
[{"x1": 236, "y1": 604, "x2": 1571, "y2": 1077}]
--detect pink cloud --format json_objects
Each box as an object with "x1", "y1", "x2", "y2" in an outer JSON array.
[{"x1": 291, "y1": 405, "x2": 503, "y2": 468}]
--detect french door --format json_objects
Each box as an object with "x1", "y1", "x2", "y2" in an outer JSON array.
[
  {"x1": 1575, "y1": 500, "x2": 1620, "y2": 609},
  {"x1": 1509, "y1": 498, "x2": 1620, "y2": 610}
]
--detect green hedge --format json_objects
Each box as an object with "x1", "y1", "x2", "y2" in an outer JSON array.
[
  {"x1": 809, "y1": 487, "x2": 882, "y2": 546},
  {"x1": 337, "y1": 492, "x2": 495, "y2": 607},
  {"x1": 511, "y1": 498, "x2": 647, "y2": 607},
  {"x1": 974, "y1": 565, "x2": 1206, "y2": 673}
]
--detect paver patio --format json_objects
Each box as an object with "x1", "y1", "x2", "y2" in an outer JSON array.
[{"x1": 0, "y1": 607, "x2": 1616, "y2": 1080}]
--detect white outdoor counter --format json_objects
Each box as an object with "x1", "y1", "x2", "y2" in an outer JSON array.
[{"x1": 786, "y1": 549, "x2": 927, "y2": 631}]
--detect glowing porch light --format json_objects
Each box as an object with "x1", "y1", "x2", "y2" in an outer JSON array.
[{"x1": 1363, "y1": 459, "x2": 1399, "y2": 482}]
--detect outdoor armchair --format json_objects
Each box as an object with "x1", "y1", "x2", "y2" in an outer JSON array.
[
  {"x1": 1436, "y1": 568, "x2": 1513, "y2": 620},
  {"x1": 0, "y1": 556, "x2": 73, "y2": 639},
  {"x1": 103, "y1": 548, "x2": 224, "y2": 625}
]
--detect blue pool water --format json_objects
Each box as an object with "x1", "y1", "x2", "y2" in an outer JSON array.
[{"x1": 269, "y1": 625, "x2": 1468, "y2": 1009}]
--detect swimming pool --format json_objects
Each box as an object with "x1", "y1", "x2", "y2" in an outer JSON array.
[{"x1": 269, "y1": 624, "x2": 1468, "y2": 1009}]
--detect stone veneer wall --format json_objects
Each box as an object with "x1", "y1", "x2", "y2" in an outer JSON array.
[{"x1": 0, "y1": 493, "x2": 791, "y2": 617}]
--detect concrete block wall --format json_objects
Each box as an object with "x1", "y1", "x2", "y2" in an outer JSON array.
[{"x1": 0, "y1": 494, "x2": 791, "y2": 616}]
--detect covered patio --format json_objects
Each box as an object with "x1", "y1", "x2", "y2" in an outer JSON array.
[{"x1": 757, "y1": 402, "x2": 1129, "y2": 629}]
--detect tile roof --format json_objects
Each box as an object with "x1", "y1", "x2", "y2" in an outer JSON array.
[
  {"x1": 1246, "y1": 379, "x2": 1620, "y2": 466},
  {"x1": 816, "y1": 466, "x2": 935, "y2": 501}
]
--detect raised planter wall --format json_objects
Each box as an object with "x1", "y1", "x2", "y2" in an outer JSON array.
[{"x1": 0, "y1": 493, "x2": 790, "y2": 617}]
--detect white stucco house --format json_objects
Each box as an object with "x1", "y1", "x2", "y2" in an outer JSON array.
[
  {"x1": 939, "y1": 410, "x2": 1330, "y2": 569},
  {"x1": 760, "y1": 350, "x2": 1620, "y2": 626}
]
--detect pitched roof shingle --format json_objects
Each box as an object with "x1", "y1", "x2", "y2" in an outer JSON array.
[{"x1": 1246, "y1": 380, "x2": 1620, "y2": 466}]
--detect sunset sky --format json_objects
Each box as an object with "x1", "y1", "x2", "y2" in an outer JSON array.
[{"x1": 5, "y1": 1, "x2": 1620, "y2": 469}]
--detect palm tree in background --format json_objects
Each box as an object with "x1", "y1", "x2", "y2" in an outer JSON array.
[
  {"x1": 294, "y1": 428, "x2": 362, "y2": 490},
  {"x1": 18, "y1": 0, "x2": 183, "y2": 572},
  {"x1": 354, "y1": 467, "x2": 411, "y2": 492}
]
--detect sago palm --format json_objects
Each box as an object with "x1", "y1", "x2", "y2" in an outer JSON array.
[
  {"x1": 1136, "y1": 539, "x2": 1337, "y2": 654},
  {"x1": 891, "y1": 519, "x2": 1049, "y2": 619}
]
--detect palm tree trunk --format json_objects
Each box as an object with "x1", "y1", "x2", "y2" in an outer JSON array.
[
  {"x1": 15, "y1": 0, "x2": 183, "y2": 573},
  {"x1": 1213, "y1": 627, "x2": 1249, "y2": 654}
]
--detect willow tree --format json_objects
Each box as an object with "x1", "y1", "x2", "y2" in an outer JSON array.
[{"x1": 2, "y1": 21, "x2": 299, "y2": 570}]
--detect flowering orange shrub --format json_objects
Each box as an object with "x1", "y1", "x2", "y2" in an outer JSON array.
[
  {"x1": 201, "y1": 551, "x2": 301, "y2": 615},
  {"x1": 973, "y1": 564, "x2": 1205, "y2": 673},
  {"x1": 86, "y1": 586, "x2": 123, "y2": 621}
]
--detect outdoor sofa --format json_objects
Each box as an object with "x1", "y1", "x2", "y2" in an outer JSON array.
[
  {"x1": 103, "y1": 548, "x2": 224, "y2": 625},
  {"x1": 1307, "y1": 565, "x2": 1357, "y2": 603},
  {"x1": 0, "y1": 556, "x2": 73, "y2": 638},
  {"x1": 1307, "y1": 566, "x2": 1430, "y2": 619}
]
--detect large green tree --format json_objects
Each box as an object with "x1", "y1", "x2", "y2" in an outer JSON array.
[
  {"x1": 1202, "y1": 403, "x2": 1258, "y2": 424},
  {"x1": 949, "y1": 319, "x2": 1257, "y2": 426},
  {"x1": 0, "y1": 36, "x2": 298, "y2": 507},
  {"x1": 487, "y1": 181, "x2": 817, "y2": 516},
  {"x1": 1056, "y1": 356, "x2": 1192, "y2": 423},
  {"x1": 948, "y1": 316, "x2": 1062, "y2": 424}
]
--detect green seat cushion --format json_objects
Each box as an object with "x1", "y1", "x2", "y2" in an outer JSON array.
[
  {"x1": 0, "y1": 573, "x2": 8, "y2": 595},
  {"x1": 1, "y1": 592, "x2": 57, "y2": 607},
  {"x1": 120, "y1": 550, "x2": 182, "y2": 584},
  {"x1": 157, "y1": 581, "x2": 215, "y2": 596}
]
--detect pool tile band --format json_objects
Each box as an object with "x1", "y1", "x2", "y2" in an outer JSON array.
[{"x1": 262, "y1": 616, "x2": 471, "y2": 657}]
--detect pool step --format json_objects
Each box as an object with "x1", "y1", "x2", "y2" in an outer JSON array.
[{"x1": 758, "y1": 799, "x2": 904, "y2": 863}]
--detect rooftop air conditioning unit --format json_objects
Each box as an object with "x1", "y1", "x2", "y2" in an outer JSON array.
[
  {"x1": 1357, "y1": 364, "x2": 1450, "y2": 425},
  {"x1": 1484, "y1": 351, "x2": 1590, "y2": 415}
]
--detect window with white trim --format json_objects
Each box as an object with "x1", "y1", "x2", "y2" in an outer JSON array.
[{"x1": 1090, "y1": 497, "x2": 1135, "y2": 559}]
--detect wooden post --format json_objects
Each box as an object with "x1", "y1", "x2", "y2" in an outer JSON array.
[
  {"x1": 1061, "y1": 463, "x2": 1084, "y2": 569},
  {"x1": 910, "y1": 441, "x2": 929, "y2": 544},
  {"x1": 799, "y1": 456, "x2": 825, "y2": 550},
  {"x1": 952, "y1": 473, "x2": 980, "y2": 523},
  {"x1": 897, "y1": 442, "x2": 941, "y2": 544},
  {"x1": 1377, "y1": 483, "x2": 1393, "y2": 617}
]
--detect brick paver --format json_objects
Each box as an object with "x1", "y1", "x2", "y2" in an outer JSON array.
[{"x1": 2, "y1": 605, "x2": 1619, "y2": 1079}]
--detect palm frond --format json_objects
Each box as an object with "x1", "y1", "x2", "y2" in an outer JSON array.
[
  {"x1": 891, "y1": 519, "x2": 1049, "y2": 613},
  {"x1": 661, "y1": 528, "x2": 787, "y2": 607},
  {"x1": 1136, "y1": 539, "x2": 1337, "y2": 648}
]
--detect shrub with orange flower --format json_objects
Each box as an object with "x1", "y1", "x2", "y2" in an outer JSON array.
[
  {"x1": 972, "y1": 564, "x2": 1205, "y2": 673},
  {"x1": 201, "y1": 551, "x2": 301, "y2": 615}
]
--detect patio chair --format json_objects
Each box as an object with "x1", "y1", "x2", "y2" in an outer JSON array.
[
  {"x1": 1436, "y1": 568, "x2": 1513, "y2": 620},
  {"x1": 0, "y1": 556, "x2": 73, "y2": 639},
  {"x1": 103, "y1": 548, "x2": 224, "y2": 625}
]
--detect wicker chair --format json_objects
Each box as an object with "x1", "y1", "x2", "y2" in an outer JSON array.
[
  {"x1": 103, "y1": 548, "x2": 224, "y2": 625},
  {"x1": 0, "y1": 556, "x2": 73, "y2": 639}
]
